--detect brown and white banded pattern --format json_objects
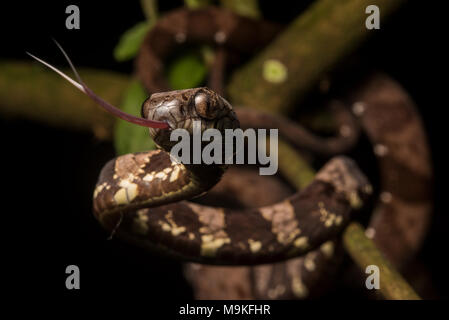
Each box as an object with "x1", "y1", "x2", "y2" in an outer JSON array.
[
  {"x1": 94, "y1": 150, "x2": 371, "y2": 264},
  {"x1": 131, "y1": 7, "x2": 432, "y2": 299}
]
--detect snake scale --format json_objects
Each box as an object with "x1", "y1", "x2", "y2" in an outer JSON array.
[{"x1": 29, "y1": 7, "x2": 432, "y2": 299}]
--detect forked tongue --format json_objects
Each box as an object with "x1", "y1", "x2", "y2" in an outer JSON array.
[{"x1": 26, "y1": 40, "x2": 168, "y2": 129}]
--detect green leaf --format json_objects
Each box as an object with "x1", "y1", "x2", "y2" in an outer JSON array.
[
  {"x1": 166, "y1": 51, "x2": 207, "y2": 90},
  {"x1": 114, "y1": 80, "x2": 156, "y2": 155},
  {"x1": 113, "y1": 21, "x2": 151, "y2": 62}
]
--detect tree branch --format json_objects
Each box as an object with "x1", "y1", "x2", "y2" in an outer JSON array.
[
  {"x1": 343, "y1": 222, "x2": 421, "y2": 300},
  {"x1": 0, "y1": 61, "x2": 128, "y2": 139},
  {"x1": 227, "y1": 0, "x2": 406, "y2": 113}
]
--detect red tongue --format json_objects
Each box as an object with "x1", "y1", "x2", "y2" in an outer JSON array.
[
  {"x1": 80, "y1": 84, "x2": 169, "y2": 129},
  {"x1": 27, "y1": 40, "x2": 169, "y2": 129}
]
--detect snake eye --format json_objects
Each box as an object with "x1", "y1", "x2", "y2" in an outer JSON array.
[{"x1": 194, "y1": 92, "x2": 217, "y2": 119}]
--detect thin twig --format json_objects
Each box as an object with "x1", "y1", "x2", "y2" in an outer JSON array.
[
  {"x1": 219, "y1": 0, "x2": 261, "y2": 19},
  {"x1": 140, "y1": 0, "x2": 158, "y2": 21},
  {"x1": 184, "y1": 0, "x2": 211, "y2": 9},
  {"x1": 0, "y1": 61, "x2": 127, "y2": 139},
  {"x1": 343, "y1": 223, "x2": 421, "y2": 300}
]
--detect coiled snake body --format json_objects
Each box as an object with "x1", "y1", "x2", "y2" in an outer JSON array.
[
  {"x1": 29, "y1": 6, "x2": 432, "y2": 299},
  {"x1": 93, "y1": 87, "x2": 371, "y2": 265},
  {"x1": 135, "y1": 7, "x2": 432, "y2": 298}
]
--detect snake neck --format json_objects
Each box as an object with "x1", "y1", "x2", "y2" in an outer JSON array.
[
  {"x1": 185, "y1": 163, "x2": 228, "y2": 194},
  {"x1": 93, "y1": 150, "x2": 228, "y2": 228}
]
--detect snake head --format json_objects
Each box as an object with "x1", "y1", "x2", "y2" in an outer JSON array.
[{"x1": 141, "y1": 87, "x2": 240, "y2": 153}]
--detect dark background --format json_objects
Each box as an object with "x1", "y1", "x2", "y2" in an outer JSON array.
[{"x1": 1, "y1": 0, "x2": 447, "y2": 300}]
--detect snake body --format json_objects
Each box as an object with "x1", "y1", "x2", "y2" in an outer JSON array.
[
  {"x1": 30, "y1": 6, "x2": 432, "y2": 299},
  {"x1": 248, "y1": 74, "x2": 433, "y2": 299},
  {"x1": 134, "y1": 7, "x2": 432, "y2": 298},
  {"x1": 93, "y1": 87, "x2": 371, "y2": 264}
]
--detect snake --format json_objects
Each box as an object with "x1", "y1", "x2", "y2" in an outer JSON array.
[
  {"x1": 95, "y1": 87, "x2": 373, "y2": 264},
  {"x1": 136, "y1": 7, "x2": 433, "y2": 298},
  {"x1": 28, "y1": 6, "x2": 433, "y2": 299}
]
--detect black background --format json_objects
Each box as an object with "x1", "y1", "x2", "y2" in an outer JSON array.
[{"x1": 1, "y1": 0, "x2": 447, "y2": 303}]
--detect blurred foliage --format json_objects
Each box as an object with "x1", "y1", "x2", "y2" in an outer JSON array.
[
  {"x1": 166, "y1": 50, "x2": 208, "y2": 90},
  {"x1": 113, "y1": 0, "x2": 158, "y2": 62},
  {"x1": 114, "y1": 0, "x2": 213, "y2": 154},
  {"x1": 111, "y1": 0, "x2": 265, "y2": 154},
  {"x1": 113, "y1": 21, "x2": 151, "y2": 62},
  {"x1": 140, "y1": 0, "x2": 159, "y2": 21},
  {"x1": 114, "y1": 80, "x2": 156, "y2": 155}
]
